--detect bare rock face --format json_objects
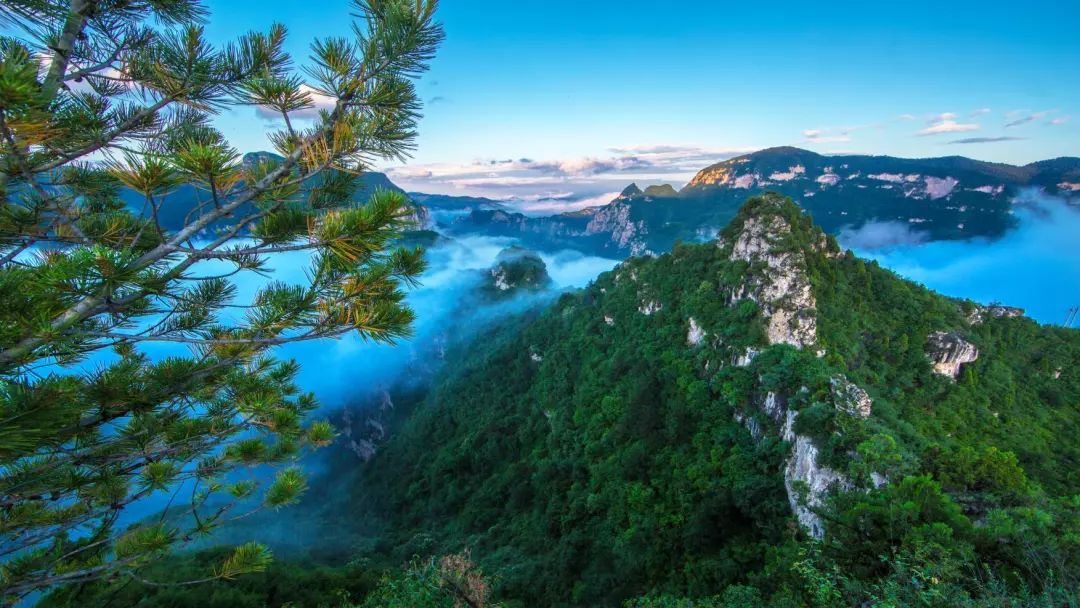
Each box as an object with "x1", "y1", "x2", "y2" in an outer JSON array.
[
  {"x1": 721, "y1": 196, "x2": 856, "y2": 539},
  {"x1": 830, "y1": 375, "x2": 872, "y2": 418},
  {"x1": 926, "y1": 331, "x2": 979, "y2": 379},
  {"x1": 585, "y1": 200, "x2": 651, "y2": 256},
  {"x1": 687, "y1": 317, "x2": 706, "y2": 346},
  {"x1": 785, "y1": 431, "x2": 848, "y2": 539},
  {"x1": 341, "y1": 390, "x2": 396, "y2": 462},
  {"x1": 968, "y1": 304, "x2": 1025, "y2": 325},
  {"x1": 728, "y1": 214, "x2": 818, "y2": 349}
]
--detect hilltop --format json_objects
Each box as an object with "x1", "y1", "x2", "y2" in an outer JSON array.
[{"x1": 354, "y1": 193, "x2": 1080, "y2": 606}]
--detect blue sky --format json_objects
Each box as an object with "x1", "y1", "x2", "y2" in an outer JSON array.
[{"x1": 204, "y1": 0, "x2": 1078, "y2": 200}]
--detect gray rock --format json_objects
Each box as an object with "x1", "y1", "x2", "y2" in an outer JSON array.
[{"x1": 926, "y1": 331, "x2": 979, "y2": 379}]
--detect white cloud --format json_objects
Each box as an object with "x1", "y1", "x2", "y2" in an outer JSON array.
[
  {"x1": 971, "y1": 108, "x2": 992, "y2": 117},
  {"x1": 916, "y1": 113, "x2": 980, "y2": 136},
  {"x1": 256, "y1": 84, "x2": 336, "y2": 121},
  {"x1": 511, "y1": 191, "x2": 623, "y2": 215},
  {"x1": 1050, "y1": 116, "x2": 1071, "y2": 126}
]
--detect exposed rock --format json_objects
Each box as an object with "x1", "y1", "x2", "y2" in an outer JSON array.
[
  {"x1": 988, "y1": 305, "x2": 1025, "y2": 318},
  {"x1": 482, "y1": 246, "x2": 553, "y2": 298},
  {"x1": 604, "y1": 315, "x2": 615, "y2": 327},
  {"x1": 785, "y1": 431, "x2": 848, "y2": 539},
  {"x1": 926, "y1": 331, "x2": 979, "y2": 379},
  {"x1": 727, "y1": 207, "x2": 818, "y2": 349},
  {"x1": 687, "y1": 317, "x2": 706, "y2": 346},
  {"x1": 968, "y1": 304, "x2": 1025, "y2": 325},
  {"x1": 585, "y1": 200, "x2": 650, "y2": 255},
  {"x1": 830, "y1": 375, "x2": 872, "y2": 418},
  {"x1": 732, "y1": 347, "x2": 759, "y2": 367},
  {"x1": 639, "y1": 298, "x2": 662, "y2": 315}
]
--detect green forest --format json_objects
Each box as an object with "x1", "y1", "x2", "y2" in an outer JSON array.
[{"x1": 52, "y1": 195, "x2": 1080, "y2": 607}]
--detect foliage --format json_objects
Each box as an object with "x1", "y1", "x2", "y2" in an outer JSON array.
[
  {"x1": 347, "y1": 194, "x2": 1080, "y2": 606},
  {"x1": 0, "y1": 0, "x2": 441, "y2": 602}
]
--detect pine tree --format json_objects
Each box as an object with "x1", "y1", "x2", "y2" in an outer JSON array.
[{"x1": 0, "y1": 0, "x2": 442, "y2": 601}]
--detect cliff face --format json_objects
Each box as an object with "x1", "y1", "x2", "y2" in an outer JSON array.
[
  {"x1": 720, "y1": 194, "x2": 862, "y2": 538},
  {"x1": 926, "y1": 331, "x2": 979, "y2": 379}
]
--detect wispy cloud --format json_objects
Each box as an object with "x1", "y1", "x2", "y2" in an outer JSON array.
[
  {"x1": 970, "y1": 108, "x2": 992, "y2": 117},
  {"x1": 802, "y1": 128, "x2": 852, "y2": 144},
  {"x1": 947, "y1": 136, "x2": 1025, "y2": 144},
  {"x1": 1049, "y1": 116, "x2": 1070, "y2": 126},
  {"x1": 917, "y1": 112, "x2": 980, "y2": 136},
  {"x1": 255, "y1": 84, "x2": 335, "y2": 121},
  {"x1": 1004, "y1": 110, "x2": 1051, "y2": 128},
  {"x1": 385, "y1": 144, "x2": 751, "y2": 198}
]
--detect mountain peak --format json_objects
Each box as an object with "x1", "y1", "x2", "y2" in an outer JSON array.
[
  {"x1": 620, "y1": 183, "x2": 643, "y2": 197},
  {"x1": 642, "y1": 184, "x2": 678, "y2": 197}
]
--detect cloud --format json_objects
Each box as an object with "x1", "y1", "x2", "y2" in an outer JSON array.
[
  {"x1": 385, "y1": 145, "x2": 750, "y2": 198},
  {"x1": 947, "y1": 136, "x2": 1025, "y2": 144},
  {"x1": 511, "y1": 191, "x2": 622, "y2": 215},
  {"x1": 428, "y1": 96, "x2": 447, "y2": 104},
  {"x1": 970, "y1": 108, "x2": 992, "y2": 117},
  {"x1": 860, "y1": 194, "x2": 1080, "y2": 324},
  {"x1": 917, "y1": 112, "x2": 980, "y2": 136},
  {"x1": 1049, "y1": 116, "x2": 1070, "y2": 126},
  {"x1": 837, "y1": 221, "x2": 930, "y2": 250},
  {"x1": 801, "y1": 123, "x2": 879, "y2": 144},
  {"x1": 1004, "y1": 110, "x2": 1050, "y2": 128},
  {"x1": 255, "y1": 84, "x2": 336, "y2": 121}
]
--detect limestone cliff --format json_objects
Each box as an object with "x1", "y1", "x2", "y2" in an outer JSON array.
[
  {"x1": 926, "y1": 331, "x2": 979, "y2": 379},
  {"x1": 721, "y1": 194, "x2": 862, "y2": 539}
]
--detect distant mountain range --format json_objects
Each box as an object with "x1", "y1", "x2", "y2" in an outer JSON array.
[
  {"x1": 127, "y1": 147, "x2": 1080, "y2": 255},
  {"x1": 444, "y1": 146, "x2": 1080, "y2": 256}
]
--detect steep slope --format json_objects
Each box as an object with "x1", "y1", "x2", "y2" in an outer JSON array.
[
  {"x1": 359, "y1": 194, "x2": 1080, "y2": 606},
  {"x1": 448, "y1": 148, "x2": 1080, "y2": 257}
]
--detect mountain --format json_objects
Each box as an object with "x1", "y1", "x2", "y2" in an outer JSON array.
[
  {"x1": 449, "y1": 147, "x2": 1080, "y2": 257},
  {"x1": 351, "y1": 193, "x2": 1080, "y2": 606},
  {"x1": 120, "y1": 152, "x2": 432, "y2": 233}
]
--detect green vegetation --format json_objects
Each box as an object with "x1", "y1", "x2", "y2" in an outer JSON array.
[
  {"x1": 352, "y1": 194, "x2": 1080, "y2": 606},
  {"x1": 30, "y1": 193, "x2": 1080, "y2": 607},
  {"x1": 0, "y1": 0, "x2": 441, "y2": 601}
]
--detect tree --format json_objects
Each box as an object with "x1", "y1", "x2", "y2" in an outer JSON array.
[{"x1": 0, "y1": 0, "x2": 443, "y2": 602}]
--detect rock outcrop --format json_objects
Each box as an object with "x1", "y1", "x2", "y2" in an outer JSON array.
[
  {"x1": 830, "y1": 375, "x2": 873, "y2": 419},
  {"x1": 727, "y1": 201, "x2": 819, "y2": 349},
  {"x1": 725, "y1": 196, "x2": 851, "y2": 539},
  {"x1": 926, "y1": 331, "x2": 979, "y2": 379},
  {"x1": 686, "y1": 317, "x2": 706, "y2": 346},
  {"x1": 482, "y1": 246, "x2": 553, "y2": 299},
  {"x1": 968, "y1": 304, "x2": 1025, "y2": 325}
]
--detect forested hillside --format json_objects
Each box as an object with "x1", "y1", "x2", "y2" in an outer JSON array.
[
  {"x1": 49, "y1": 195, "x2": 1080, "y2": 608},
  {"x1": 357, "y1": 194, "x2": 1080, "y2": 606}
]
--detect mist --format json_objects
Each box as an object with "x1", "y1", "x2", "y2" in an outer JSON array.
[
  {"x1": 252, "y1": 235, "x2": 619, "y2": 408},
  {"x1": 846, "y1": 194, "x2": 1080, "y2": 325}
]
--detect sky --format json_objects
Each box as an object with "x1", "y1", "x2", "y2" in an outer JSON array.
[{"x1": 198, "y1": 0, "x2": 1080, "y2": 202}]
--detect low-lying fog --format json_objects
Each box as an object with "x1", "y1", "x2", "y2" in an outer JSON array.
[{"x1": 843, "y1": 194, "x2": 1079, "y2": 326}]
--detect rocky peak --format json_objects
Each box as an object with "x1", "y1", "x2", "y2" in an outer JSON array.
[
  {"x1": 926, "y1": 331, "x2": 979, "y2": 379},
  {"x1": 723, "y1": 194, "x2": 821, "y2": 349},
  {"x1": 620, "y1": 183, "x2": 643, "y2": 198}
]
